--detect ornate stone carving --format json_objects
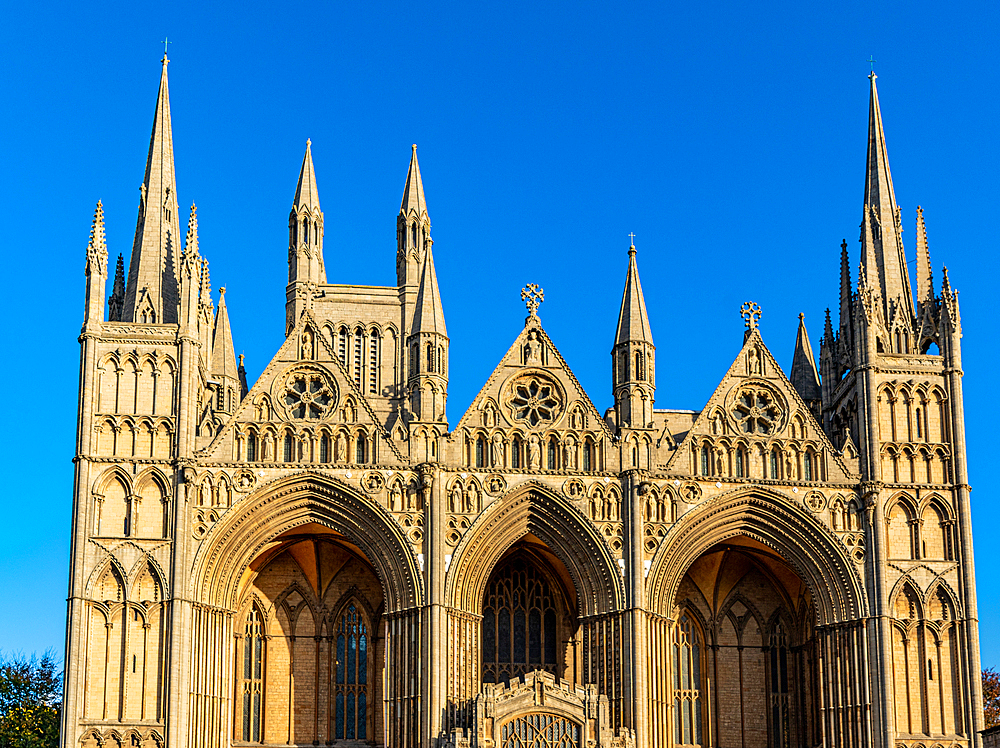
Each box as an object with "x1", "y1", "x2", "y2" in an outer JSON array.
[
  {"x1": 505, "y1": 373, "x2": 564, "y2": 428},
  {"x1": 280, "y1": 366, "x2": 337, "y2": 420}
]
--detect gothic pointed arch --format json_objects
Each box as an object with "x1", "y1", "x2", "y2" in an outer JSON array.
[
  {"x1": 191, "y1": 471, "x2": 423, "y2": 612},
  {"x1": 446, "y1": 481, "x2": 624, "y2": 616},
  {"x1": 646, "y1": 486, "x2": 866, "y2": 625}
]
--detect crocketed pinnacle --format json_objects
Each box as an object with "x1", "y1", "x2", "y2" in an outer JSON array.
[
  {"x1": 87, "y1": 201, "x2": 107, "y2": 263},
  {"x1": 123, "y1": 56, "x2": 181, "y2": 323},
  {"x1": 411, "y1": 245, "x2": 446, "y2": 336},
  {"x1": 293, "y1": 139, "x2": 321, "y2": 213},
  {"x1": 211, "y1": 287, "x2": 239, "y2": 381},
  {"x1": 400, "y1": 144, "x2": 428, "y2": 220},
  {"x1": 790, "y1": 313, "x2": 821, "y2": 402},
  {"x1": 915, "y1": 206, "x2": 934, "y2": 304},
  {"x1": 861, "y1": 73, "x2": 914, "y2": 318},
  {"x1": 614, "y1": 243, "x2": 654, "y2": 347}
]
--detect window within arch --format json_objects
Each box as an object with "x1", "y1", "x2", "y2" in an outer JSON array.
[
  {"x1": 672, "y1": 611, "x2": 704, "y2": 746},
  {"x1": 338, "y1": 328, "x2": 348, "y2": 365},
  {"x1": 334, "y1": 603, "x2": 369, "y2": 741},
  {"x1": 769, "y1": 622, "x2": 790, "y2": 746},
  {"x1": 283, "y1": 433, "x2": 294, "y2": 462},
  {"x1": 481, "y1": 555, "x2": 562, "y2": 685},
  {"x1": 356, "y1": 433, "x2": 367, "y2": 464},
  {"x1": 635, "y1": 351, "x2": 644, "y2": 381},
  {"x1": 353, "y1": 330, "x2": 364, "y2": 388},
  {"x1": 475, "y1": 436, "x2": 486, "y2": 468},
  {"x1": 368, "y1": 331, "x2": 379, "y2": 394},
  {"x1": 426, "y1": 343, "x2": 434, "y2": 372},
  {"x1": 769, "y1": 449, "x2": 780, "y2": 479},
  {"x1": 583, "y1": 440, "x2": 593, "y2": 472},
  {"x1": 803, "y1": 451, "x2": 813, "y2": 481},
  {"x1": 302, "y1": 219, "x2": 310, "y2": 245},
  {"x1": 411, "y1": 223, "x2": 417, "y2": 247},
  {"x1": 246, "y1": 433, "x2": 257, "y2": 462},
  {"x1": 734, "y1": 447, "x2": 745, "y2": 478},
  {"x1": 319, "y1": 434, "x2": 330, "y2": 463},
  {"x1": 511, "y1": 437, "x2": 522, "y2": 469},
  {"x1": 700, "y1": 445, "x2": 710, "y2": 476},
  {"x1": 547, "y1": 439, "x2": 557, "y2": 470},
  {"x1": 241, "y1": 608, "x2": 265, "y2": 743}
]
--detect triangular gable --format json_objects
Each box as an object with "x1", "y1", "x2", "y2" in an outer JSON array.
[
  {"x1": 665, "y1": 329, "x2": 856, "y2": 480},
  {"x1": 453, "y1": 316, "x2": 614, "y2": 439},
  {"x1": 199, "y1": 308, "x2": 403, "y2": 461}
]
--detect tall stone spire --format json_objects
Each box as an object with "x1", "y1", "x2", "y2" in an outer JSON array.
[
  {"x1": 861, "y1": 73, "x2": 914, "y2": 324},
  {"x1": 612, "y1": 240, "x2": 655, "y2": 430},
  {"x1": 286, "y1": 140, "x2": 326, "y2": 332},
  {"x1": 397, "y1": 145, "x2": 432, "y2": 290},
  {"x1": 915, "y1": 206, "x2": 934, "y2": 306},
  {"x1": 790, "y1": 313, "x2": 822, "y2": 411},
  {"x1": 838, "y1": 239, "x2": 852, "y2": 339},
  {"x1": 123, "y1": 54, "x2": 182, "y2": 324},
  {"x1": 411, "y1": 246, "x2": 447, "y2": 336}
]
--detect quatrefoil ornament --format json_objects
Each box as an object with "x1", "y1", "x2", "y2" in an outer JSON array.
[
  {"x1": 521, "y1": 284, "x2": 544, "y2": 316},
  {"x1": 740, "y1": 301, "x2": 762, "y2": 331}
]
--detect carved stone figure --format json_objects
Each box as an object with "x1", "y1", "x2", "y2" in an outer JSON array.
[{"x1": 528, "y1": 435, "x2": 540, "y2": 470}]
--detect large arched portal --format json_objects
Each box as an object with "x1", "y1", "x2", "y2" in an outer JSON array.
[
  {"x1": 671, "y1": 536, "x2": 818, "y2": 748},
  {"x1": 235, "y1": 526, "x2": 384, "y2": 746}
]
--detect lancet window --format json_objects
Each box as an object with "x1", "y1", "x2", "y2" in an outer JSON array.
[
  {"x1": 240, "y1": 608, "x2": 265, "y2": 743},
  {"x1": 334, "y1": 603, "x2": 369, "y2": 741},
  {"x1": 769, "y1": 622, "x2": 790, "y2": 747},
  {"x1": 672, "y1": 612, "x2": 704, "y2": 747}
]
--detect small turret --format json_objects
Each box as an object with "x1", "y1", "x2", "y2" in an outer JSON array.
[
  {"x1": 612, "y1": 240, "x2": 655, "y2": 430},
  {"x1": 84, "y1": 201, "x2": 108, "y2": 327},
  {"x1": 397, "y1": 145, "x2": 431, "y2": 293},
  {"x1": 178, "y1": 204, "x2": 203, "y2": 333},
  {"x1": 108, "y1": 254, "x2": 125, "y2": 322},
  {"x1": 407, "y1": 246, "x2": 448, "y2": 425},
  {"x1": 286, "y1": 140, "x2": 326, "y2": 333},
  {"x1": 790, "y1": 313, "x2": 821, "y2": 418},
  {"x1": 211, "y1": 287, "x2": 240, "y2": 415}
]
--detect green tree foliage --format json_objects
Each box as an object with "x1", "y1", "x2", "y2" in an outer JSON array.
[
  {"x1": 0, "y1": 651, "x2": 61, "y2": 748},
  {"x1": 985, "y1": 667, "x2": 1000, "y2": 728}
]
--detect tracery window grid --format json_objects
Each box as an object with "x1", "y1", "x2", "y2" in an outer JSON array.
[
  {"x1": 240, "y1": 608, "x2": 265, "y2": 743},
  {"x1": 672, "y1": 611, "x2": 703, "y2": 747},
  {"x1": 333, "y1": 603, "x2": 369, "y2": 741},
  {"x1": 500, "y1": 713, "x2": 581, "y2": 748},
  {"x1": 769, "y1": 622, "x2": 791, "y2": 748}
]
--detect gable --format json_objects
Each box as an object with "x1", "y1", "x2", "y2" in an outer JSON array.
[
  {"x1": 199, "y1": 309, "x2": 403, "y2": 462},
  {"x1": 453, "y1": 317, "x2": 613, "y2": 440},
  {"x1": 665, "y1": 329, "x2": 857, "y2": 482}
]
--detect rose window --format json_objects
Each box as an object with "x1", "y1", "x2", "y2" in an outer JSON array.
[
  {"x1": 733, "y1": 387, "x2": 781, "y2": 435},
  {"x1": 507, "y1": 375, "x2": 562, "y2": 427},
  {"x1": 284, "y1": 370, "x2": 336, "y2": 420}
]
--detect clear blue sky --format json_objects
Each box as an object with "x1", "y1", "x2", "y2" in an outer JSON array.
[{"x1": 2, "y1": 0, "x2": 998, "y2": 667}]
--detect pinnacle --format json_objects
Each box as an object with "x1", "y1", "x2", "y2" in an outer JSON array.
[
  {"x1": 790, "y1": 312, "x2": 821, "y2": 403},
  {"x1": 411, "y1": 245, "x2": 447, "y2": 336},
  {"x1": 293, "y1": 140, "x2": 321, "y2": 213},
  {"x1": 400, "y1": 144, "x2": 428, "y2": 219},
  {"x1": 614, "y1": 242, "x2": 654, "y2": 347}
]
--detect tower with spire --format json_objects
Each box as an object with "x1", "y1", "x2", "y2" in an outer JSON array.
[{"x1": 63, "y1": 63, "x2": 982, "y2": 748}]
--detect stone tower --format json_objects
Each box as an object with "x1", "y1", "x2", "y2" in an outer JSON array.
[{"x1": 63, "y1": 61, "x2": 983, "y2": 748}]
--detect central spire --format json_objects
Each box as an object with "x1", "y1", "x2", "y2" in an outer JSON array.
[
  {"x1": 400, "y1": 144, "x2": 428, "y2": 219},
  {"x1": 614, "y1": 242, "x2": 654, "y2": 347},
  {"x1": 123, "y1": 56, "x2": 181, "y2": 324},
  {"x1": 861, "y1": 73, "x2": 914, "y2": 323}
]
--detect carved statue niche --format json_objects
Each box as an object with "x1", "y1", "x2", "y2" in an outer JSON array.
[
  {"x1": 464, "y1": 482, "x2": 480, "y2": 514},
  {"x1": 523, "y1": 330, "x2": 541, "y2": 364},
  {"x1": 300, "y1": 328, "x2": 313, "y2": 360},
  {"x1": 449, "y1": 481, "x2": 463, "y2": 513},
  {"x1": 490, "y1": 433, "x2": 503, "y2": 467},
  {"x1": 334, "y1": 432, "x2": 346, "y2": 462},
  {"x1": 528, "y1": 434, "x2": 541, "y2": 471},
  {"x1": 388, "y1": 482, "x2": 404, "y2": 512}
]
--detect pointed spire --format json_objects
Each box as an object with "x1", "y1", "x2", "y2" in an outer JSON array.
[
  {"x1": 614, "y1": 242, "x2": 654, "y2": 346},
  {"x1": 915, "y1": 206, "x2": 934, "y2": 304},
  {"x1": 184, "y1": 202, "x2": 200, "y2": 259},
  {"x1": 87, "y1": 200, "x2": 108, "y2": 270},
  {"x1": 123, "y1": 56, "x2": 181, "y2": 323},
  {"x1": 790, "y1": 313, "x2": 822, "y2": 403},
  {"x1": 823, "y1": 307, "x2": 835, "y2": 345},
  {"x1": 293, "y1": 139, "x2": 321, "y2": 214},
  {"x1": 411, "y1": 245, "x2": 446, "y2": 336},
  {"x1": 838, "y1": 239, "x2": 852, "y2": 334},
  {"x1": 861, "y1": 73, "x2": 914, "y2": 319},
  {"x1": 211, "y1": 287, "x2": 239, "y2": 381},
  {"x1": 109, "y1": 254, "x2": 126, "y2": 321},
  {"x1": 400, "y1": 144, "x2": 428, "y2": 219}
]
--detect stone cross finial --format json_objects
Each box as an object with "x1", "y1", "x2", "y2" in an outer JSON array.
[
  {"x1": 867, "y1": 55, "x2": 877, "y2": 72},
  {"x1": 521, "y1": 284, "x2": 544, "y2": 316},
  {"x1": 161, "y1": 37, "x2": 172, "y2": 59},
  {"x1": 740, "y1": 301, "x2": 762, "y2": 331},
  {"x1": 628, "y1": 232, "x2": 636, "y2": 246}
]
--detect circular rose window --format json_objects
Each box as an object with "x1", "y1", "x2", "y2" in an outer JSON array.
[
  {"x1": 731, "y1": 385, "x2": 783, "y2": 435},
  {"x1": 283, "y1": 368, "x2": 337, "y2": 420},
  {"x1": 505, "y1": 373, "x2": 563, "y2": 427}
]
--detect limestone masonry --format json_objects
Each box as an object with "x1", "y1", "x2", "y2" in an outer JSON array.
[{"x1": 64, "y1": 57, "x2": 983, "y2": 748}]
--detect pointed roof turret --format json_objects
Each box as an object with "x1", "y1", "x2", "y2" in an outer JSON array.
[
  {"x1": 790, "y1": 313, "x2": 821, "y2": 403},
  {"x1": 411, "y1": 245, "x2": 446, "y2": 336},
  {"x1": 838, "y1": 239, "x2": 852, "y2": 334},
  {"x1": 614, "y1": 242, "x2": 654, "y2": 347},
  {"x1": 400, "y1": 144, "x2": 429, "y2": 220},
  {"x1": 293, "y1": 139, "x2": 321, "y2": 214},
  {"x1": 123, "y1": 55, "x2": 182, "y2": 323},
  {"x1": 860, "y1": 73, "x2": 914, "y2": 320},
  {"x1": 109, "y1": 253, "x2": 126, "y2": 321},
  {"x1": 915, "y1": 206, "x2": 934, "y2": 304},
  {"x1": 211, "y1": 287, "x2": 239, "y2": 381},
  {"x1": 87, "y1": 200, "x2": 108, "y2": 267}
]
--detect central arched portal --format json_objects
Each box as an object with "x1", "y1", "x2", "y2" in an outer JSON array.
[{"x1": 671, "y1": 536, "x2": 819, "y2": 748}]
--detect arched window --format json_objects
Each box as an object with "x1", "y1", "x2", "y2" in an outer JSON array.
[
  {"x1": 246, "y1": 432, "x2": 257, "y2": 462},
  {"x1": 547, "y1": 439, "x2": 557, "y2": 470},
  {"x1": 583, "y1": 440, "x2": 593, "y2": 471},
  {"x1": 769, "y1": 622, "x2": 790, "y2": 746},
  {"x1": 734, "y1": 447, "x2": 745, "y2": 478},
  {"x1": 803, "y1": 451, "x2": 813, "y2": 481},
  {"x1": 319, "y1": 434, "x2": 330, "y2": 463},
  {"x1": 915, "y1": 408, "x2": 922, "y2": 439},
  {"x1": 283, "y1": 433, "x2": 294, "y2": 462},
  {"x1": 240, "y1": 608, "x2": 265, "y2": 743},
  {"x1": 368, "y1": 331, "x2": 379, "y2": 394},
  {"x1": 411, "y1": 223, "x2": 417, "y2": 247},
  {"x1": 437, "y1": 346, "x2": 443, "y2": 375},
  {"x1": 353, "y1": 329, "x2": 363, "y2": 388},
  {"x1": 216, "y1": 386, "x2": 224, "y2": 410},
  {"x1": 475, "y1": 436, "x2": 486, "y2": 468},
  {"x1": 356, "y1": 433, "x2": 367, "y2": 464},
  {"x1": 334, "y1": 603, "x2": 369, "y2": 741},
  {"x1": 337, "y1": 327, "x2": 348, "y2": 365},
  {"x1": 672, "y1": 611, "x2": 704, "y2": 746},
  {"x1": 426, "y1": 343, "x2": 434, "y2": 372},
  {"x1": 314, "y1": 221, "x2": 320, "y2": 245},
  {"x1": 700, "y1": 445, "x2": 710, "y2": 476},
  {"x1": 635, "y1": 351, "x2": 644, "y2": 381},
  {"x1": 770, "y1": 449, "x2": 780, "y2": 479},
  {"x1": 511, "y1": 437, "x2": 522, "y2": 469},
  {"x1": 302, "y1": 219, "x2": 310, "y2": 245},
  {"x1": 481, "y1": 555, "x2": 562, "y2": 685}
]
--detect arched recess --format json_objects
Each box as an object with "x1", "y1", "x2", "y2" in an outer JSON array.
[
  {"x1": 443, "y1": 482, "x2": 626, "y2": 734},
  {"x1": 188, "y1": 472, "x2": 424, "y2": 748},
  {"x1": 645, "y1": 488, "x2": 872, "y2": 747},
  {"x1": 647, "y1": 487, "x2": 866, "y2": 625}
]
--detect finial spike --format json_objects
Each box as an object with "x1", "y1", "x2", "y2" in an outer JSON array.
[{"x1": 740, "y1": 301, "x2": 762, "y2": 331}]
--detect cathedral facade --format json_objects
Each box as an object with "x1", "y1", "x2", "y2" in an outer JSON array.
[{"x1": 64, "y1": 57, "x2": 984, "y2": 748}]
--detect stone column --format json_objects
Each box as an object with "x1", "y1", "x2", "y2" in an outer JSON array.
[
  {"x1": 624, "y1": 470, "x2": 648, "y2": 745},
  {"x1": 420, "y1": 463, "x2": 444, "y2": 746}
]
